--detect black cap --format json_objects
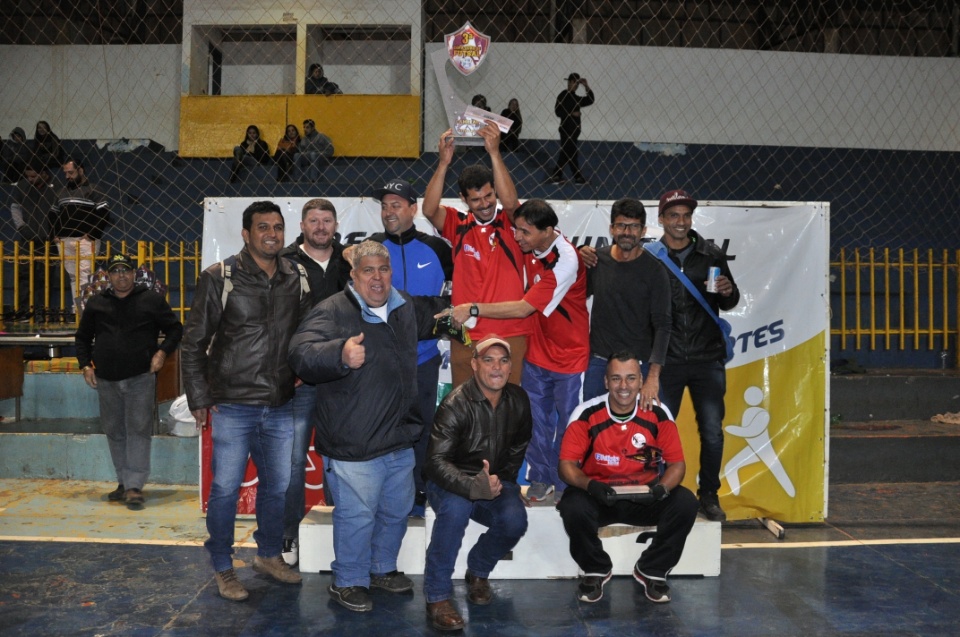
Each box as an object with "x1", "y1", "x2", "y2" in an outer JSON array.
[
  {"x1": 566, "y1": 73, "x2": 581, "y2": 82},
  {"x1": 106, "y1": 254, "x2": 135, "y2": 271},
  {"x1": 373, "y1": 178, "x2": 417, "y2": 204}
]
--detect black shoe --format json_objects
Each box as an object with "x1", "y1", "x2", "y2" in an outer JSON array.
[
  {"x1": 328, "y1": 584, "x2": 373, "y2": 612},
  {"x1": 369, "y1": 570, "x2": 413, "y2": 593},
  {"x1": 107, "y1": 484, "x2": 125, "y2": 501},
  {"x1": 546, "y1": 176, "x2": 565, "y2": 185},
  {"x1": 125, "y1": 488, "x2": 144, "y2": 507},
  {"x1": 698, "y1": 492, "x2": 727, "y2": 521},
  {"x1": 577, "y1": 571, "x2": 612, "y2": 603},
  {"x1": 574, "y1": 177, "x2": 588, "y2": 185},
  {"x1": 633, "y1": 566, "x2": 671, "y2": 603}
]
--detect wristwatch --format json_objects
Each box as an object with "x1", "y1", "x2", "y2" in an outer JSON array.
[{"x1": 469, "y1": 304, "x2": 480, "y2": 318}]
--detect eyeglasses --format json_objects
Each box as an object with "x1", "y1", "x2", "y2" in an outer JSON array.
[
  {"x1": 110, "y1": 267, "x2": 133, "y2": 275},
  {"x1": 612, "y1": 222, "x2": 643, "y2": 232}
]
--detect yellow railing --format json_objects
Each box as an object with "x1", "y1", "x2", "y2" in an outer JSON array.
[
  {"x1": 831, "y1": 248, "x2": 959, "y2": 359},
  {"x1": 1, "y1": 240, "x2": 202, "y2": 323}
]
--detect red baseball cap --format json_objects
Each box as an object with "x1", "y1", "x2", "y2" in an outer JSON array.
[{"x1": 658, "y1": 189, "x2": 698, "y2": 215}]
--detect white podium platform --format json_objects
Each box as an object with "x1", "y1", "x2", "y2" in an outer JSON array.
[{"x1": 299, "y1": 502, "x2": 720, "y2": 578}]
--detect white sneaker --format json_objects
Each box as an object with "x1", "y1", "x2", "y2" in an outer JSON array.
[
  {"x1": 281, "y1": 538, "x2": 299, "y2": 566},
  {"x1": 525, "y1": 482, "x2": 555, "y2": 503}
]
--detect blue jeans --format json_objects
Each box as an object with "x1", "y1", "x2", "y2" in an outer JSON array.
[
  {"x1": 582, "y1": 356, "x2": 654, "y2": 402},
  {"x1": 205, "y1": 401, "x2": 294, "y2": 573},
  {"x1": 96, "y1": 372, "x2": 156, "y2": 491},
  {"x1": 521, "y1": 361, "x2": 582, "y2": 491},
  {"x1": 659, "y1": 361, "x2": 726, "y2": 494},
  {"x1": 283, "y1": 383, "x2": 317, "y2": 540},
  {"x1": 323, "y1": 448, "x2": 414, "y2": 588},
  {"x1": 424, "y1": 481, "x2": 527, "y2": 603}
]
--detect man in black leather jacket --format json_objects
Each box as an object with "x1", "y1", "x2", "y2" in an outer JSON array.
[
  {"x1": 421, "y1": 336, "x2": 532, "y2": 631},
  {"x1": 182, "y1": 201, "x2": 311, "y2": 601},
  {"x1": 656, "y1": 189, "x2": 740, "y2": 522}
]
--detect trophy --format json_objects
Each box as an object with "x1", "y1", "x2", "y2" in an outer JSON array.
[{"x1": 431, "y1": 22, "x2": 513, "y2": 146}]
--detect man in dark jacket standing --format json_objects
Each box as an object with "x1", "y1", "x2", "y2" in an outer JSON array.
[
  {"x1": 75, "y1": 253, "x2": 182, "y2": 508},
  {"x1": 288, "y1": 240, "x2": 447, "y2": 614},
  {"x1": 422, "y1": 336, "x2": 532, "y2": 631},
  {"x1": 547, "y1": 73, "x2": 595, "y2": 185},
  {"x1": 182, "y1": 201, "x2": 310, "y2": 601},
  {"x1": 277, "y1": 197, "x2": 351, "y2": 566},
  {"x1": 52, "y1": 158, "x2": 111, "y2": 308},
  {"x1": 656, "y1": 189, "x2": 740, "y2": 522}
]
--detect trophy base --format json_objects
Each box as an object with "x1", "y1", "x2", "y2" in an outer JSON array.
[{"x1": 452, "y1": 135, "x2": 486, "y2": 147}]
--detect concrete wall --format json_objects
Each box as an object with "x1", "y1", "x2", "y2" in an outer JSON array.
[
  {"x1": 0, "y1": 45, "x2": 181, "y2": 152},
  {"x1": 424, "y1": 42, "x2": 960, "y2": 153},
  {"x1": 2, "y1": 41, "x2": 958, "y2": 154}
]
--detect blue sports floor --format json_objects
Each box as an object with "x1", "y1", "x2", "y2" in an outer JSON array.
[{"x1": 0, "y1": 479, "x2": 958, "y2": 636}]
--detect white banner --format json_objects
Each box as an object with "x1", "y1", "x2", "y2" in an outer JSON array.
[{"x1": 202, "y1": 197, "x2": 830, "y2": 521}]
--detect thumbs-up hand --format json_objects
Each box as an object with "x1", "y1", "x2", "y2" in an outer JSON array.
[
  {"x1": 481, "y1": 459, "x2": 502, "y2": 497},
  {"x1": 342, "y1": 332, "x2": 366, "y2": 369}
]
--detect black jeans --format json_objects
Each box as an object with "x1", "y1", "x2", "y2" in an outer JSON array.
[
  {"x1": 557, "y1": 485, "x2": 698, "y2": 578},
  {"x1": 550, "y1": 126, "x2": 583, "y2": 181},
  {"x1": 659, "y1": 361, "x2": 727, "y2": 495}
]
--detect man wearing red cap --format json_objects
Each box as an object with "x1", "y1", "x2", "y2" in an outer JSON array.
[
  {"x1": 655, "y1": 189, "x2": 740, "y2": 521},
  {"x1": 423, "y1": 335, "x2": 532, "y2": 631}
]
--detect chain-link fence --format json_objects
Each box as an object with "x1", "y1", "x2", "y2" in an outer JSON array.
[{"x1": 1, "y1": 1, "x2": 957, "y2": 254}]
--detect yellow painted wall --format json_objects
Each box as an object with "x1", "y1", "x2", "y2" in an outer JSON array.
[{"x1": 179, "y1": 95, "x2": 421, "y2": 158}]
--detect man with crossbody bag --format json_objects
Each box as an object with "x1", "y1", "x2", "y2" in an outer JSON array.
[{"x1": 649, "y1": 189, "x2": 740, "y2": 522}]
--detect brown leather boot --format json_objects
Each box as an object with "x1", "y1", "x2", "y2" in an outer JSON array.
[
  {"x1": 465, "y1": 571, "x2": 492, "y2": 605},
  {"x1": 426, "y1": 599, "x2": 465, "y2": 631}
]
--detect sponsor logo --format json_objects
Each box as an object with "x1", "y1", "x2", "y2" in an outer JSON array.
[
  {"x1": 733, "y1": 319, "x2": 785, "y2": 355},
  {"x1": 463, "y1": 243, "x2": 482, "y2": 261},
  {"x1": 594, "y1": 452, "x2": 621, "y2": 466},
  {"x1": 631, "y1": 433, "x2": 647, "y2": 449},
  {"x1": 417, "y1": 262, "x2": 432, "y2": 269}
]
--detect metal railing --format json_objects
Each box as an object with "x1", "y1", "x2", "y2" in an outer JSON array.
[
  {"x1": 1, "y1": 240, "x2": 202, "y2": 324},
  {"x1": 831, "y1": 248, "x2": 959, "y2": 362}
]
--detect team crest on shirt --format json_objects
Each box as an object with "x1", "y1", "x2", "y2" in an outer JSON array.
[
  {"x1": 463, "y1": 243, "x2": 481, "y2": 261},
  {"x1": 631, "y1": 433, "x2": 647, "y2": 449}
]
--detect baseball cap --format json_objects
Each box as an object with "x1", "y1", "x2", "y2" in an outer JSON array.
[
  {"x1": 566, "y1": 73, "x2": 581, "y2": 82},
  {"x1": 373, "y1": 178, "x2": 417, "y2": 204},
  {"x1": 474, "y1": 335, "x2": 511, "y2": 357},
  {"x1": 658, "y1": 189, "x2": 698, "y2": 215},
  {"x1": 106, "y1": 254, "x2": 135, "y2": 272}
]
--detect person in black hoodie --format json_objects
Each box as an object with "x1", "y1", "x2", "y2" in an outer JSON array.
[{"x1": 75, "y1": 254, "x2": 182, "y2": 507}]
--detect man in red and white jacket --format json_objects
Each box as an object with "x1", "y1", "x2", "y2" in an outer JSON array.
[{"x1": 558, "y1": 351, "x2": 698, "y2": 605}]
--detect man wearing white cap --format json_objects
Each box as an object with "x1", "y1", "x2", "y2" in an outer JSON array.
[{"x1": 423, "y1": 335, "x2": 532, "y2": 631}]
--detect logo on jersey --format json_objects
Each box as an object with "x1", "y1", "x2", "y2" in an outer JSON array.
[
  {"x1": 463, "y1": 243, "x2": 482, "y2": 261},
  {"x1": 631, "y1": 433, "x2": 647, "y2": 449},
  {"x1": 594, "y1": 452, "x2": 621, "y2": 466}
]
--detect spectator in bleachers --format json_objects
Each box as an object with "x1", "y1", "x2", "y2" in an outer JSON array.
[
  {"x1": 51, "y1": 158, "x2": 111, "y2": 309},
  {"x1": 229, "y1": 125, "x2": 270, "y2": 184},
  {"x1": 273, "y1": 124, "x2": 300, "y2": 182},
  {"x1": 471, "y1": 94, "x2": 488, "y2": 110},
  {"x1": 10, "y1": 161, "x2": 62, "y2": 320},
  {"x1": 298, "y1": 119, "x2": 334, "y2": 181},
  {"x1": 305, "y1": 63, "x2": 342, "y2": 95},
  {"x1": 33, "y1": 121, "x2": 64, "y2": 170},
  {"x1": 2, "y1": 127, "x2": 31, "y2": 183},
  {"x1": 500, "y1": 98, "x2": 523, "y2": 152}
]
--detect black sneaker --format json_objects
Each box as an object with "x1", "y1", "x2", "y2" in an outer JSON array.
[
  {"x1": 633, "y1": 566, "x2": 671, "y2": 603},
  {"x1": 370, "y1": 570, "x2": 413, "y2": 593},
  {"x1": 328, "y1": 584, "x2": 373, "y2": 612},
  {"x1": 698, "y1": 492, "x2": 727, "y2": 521},
  {"x1": 577, "y1": 571, "x2": 612, "y2": 603},
  {"x1": 107, "y1": 484, "x2": 125, "y2": 501}
]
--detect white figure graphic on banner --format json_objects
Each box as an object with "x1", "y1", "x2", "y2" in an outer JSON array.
[{"x1": 723, "y1": 386, "x2": 796, "y2": 497}]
